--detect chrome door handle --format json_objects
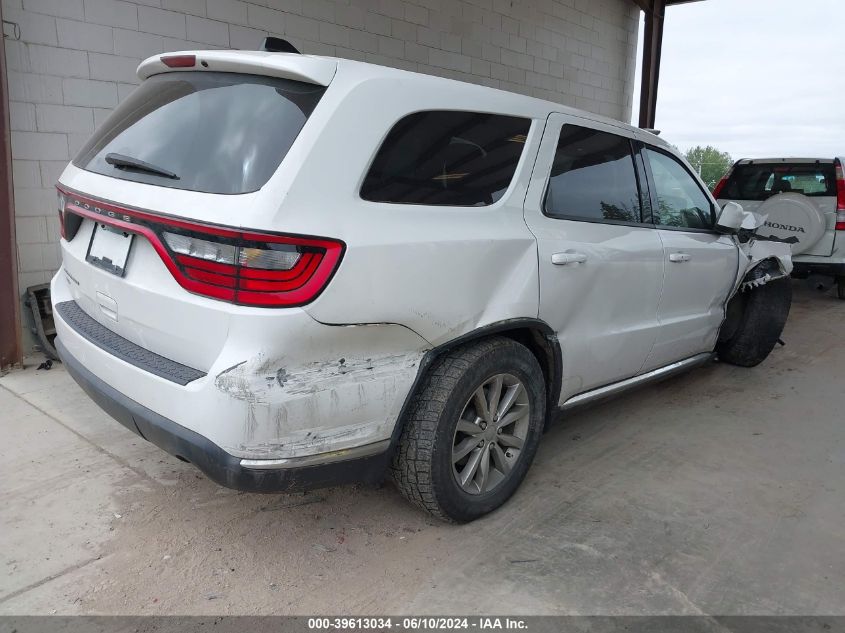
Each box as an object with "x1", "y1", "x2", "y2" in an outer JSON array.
[
  {"x1": 551, "y1": 252, "x2": 587, "y2": 265},
  {"x1": 669, "y1": 252, "x2": 691, "y2": 263}
]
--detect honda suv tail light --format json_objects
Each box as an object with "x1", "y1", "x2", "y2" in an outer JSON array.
[
  {"x1": 57, "y1": 187, "x2": 344, "y2": 307},
  {"x1": 712, "y1": 163, "x2": 735, "y2": 199},
  {"x1": 835, "y1": 158, "x2": 845, "y2": 231}
]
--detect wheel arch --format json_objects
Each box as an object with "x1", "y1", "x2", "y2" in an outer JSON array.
[{"x1": 388, "y1": 318, "x2": 563, "y2": 456}]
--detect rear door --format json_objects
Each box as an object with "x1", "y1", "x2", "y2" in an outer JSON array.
[
  {"x1": 523, "y1": 115, "x2": 664, "y2": 401},
  {"x1": 640, "y1": 146, "x2": 738, "y2": 370}
]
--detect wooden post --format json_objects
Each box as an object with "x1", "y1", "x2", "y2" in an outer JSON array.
[{"x1": 0, "y1": 4, "x2": 24, "y2": 370}]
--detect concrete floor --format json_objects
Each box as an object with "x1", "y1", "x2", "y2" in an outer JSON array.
[{"x1": 1, "y1": 281, "x2": 843, "y2": 615}]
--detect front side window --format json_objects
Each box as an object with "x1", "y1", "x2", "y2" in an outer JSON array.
[
  {"x1": 644, "y1": 148, "x2": 714, "y2": 229},
  {"x1": 544, "y1": 125, "x2": 642, "y2": 223},
  {"x1": 74, "y1": 72, "x2": 325, "y2": 195},
  {"x1": 360, "y1": 111, "x2": 530, "y2": 206}
]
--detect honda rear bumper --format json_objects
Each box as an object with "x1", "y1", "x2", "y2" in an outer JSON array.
[{"x1": 791, "y1": 262, "x2": 845, "y2": 278}]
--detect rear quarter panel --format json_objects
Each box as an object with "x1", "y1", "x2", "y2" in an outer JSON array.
[{"x1": 270, "y1": 72, "x2": 550, "y2": 345}]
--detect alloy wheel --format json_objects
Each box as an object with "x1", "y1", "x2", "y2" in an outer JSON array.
[{"x1": 451, "y1": 373, "x2": 530, "y2": 495}]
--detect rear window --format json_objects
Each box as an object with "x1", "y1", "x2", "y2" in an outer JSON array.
[
  {"x1": 721, "y1": 163, "x2": 836, "y2": 201},
  {"x1": 74, "y1": 72, "x2": 325, "y2": 195},
  {"x1": 360, "y1": 111, "x2": 530, "y2": 206}
]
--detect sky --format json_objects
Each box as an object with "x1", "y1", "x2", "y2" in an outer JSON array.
[{"x1": 631, "y1": 0, "x2": 845, "y2": 160}]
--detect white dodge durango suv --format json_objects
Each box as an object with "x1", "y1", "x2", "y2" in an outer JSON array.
[{"x1": 52, "y1": 46, "x2": 793, "y2": 522}]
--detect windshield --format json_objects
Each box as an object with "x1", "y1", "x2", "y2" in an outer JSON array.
[
  {"x1": 721, "y1": 163, "x2": 836, "y2": 201},
  {"x1": 74, "y1": 72, "x2": 325, "y2": 195}
]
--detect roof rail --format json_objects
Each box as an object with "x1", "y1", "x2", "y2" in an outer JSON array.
[
  {"x1": 260, "y1": 37, "x2": 300, "y2": 54},
  {"x1": 641, "y1": 128, "x2": 661, "y2": 135}
]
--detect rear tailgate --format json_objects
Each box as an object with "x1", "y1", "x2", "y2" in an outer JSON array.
[
  {"x1": 56, "y1": 184, "x2": 234, "y2": 372},
  {"x1": 56, "y1": 54, "x2": 335, "y2": 371},
  {"x1": 718, "y1": 160, "x2": 837, "y2": 257}
]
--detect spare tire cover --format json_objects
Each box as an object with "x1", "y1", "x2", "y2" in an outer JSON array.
[{"x1": 755, "y1": 193, "x2": 826, "y2": 255}]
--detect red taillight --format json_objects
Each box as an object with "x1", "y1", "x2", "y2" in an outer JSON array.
[
  {"x1": 56, "y1": 186, "x2": 84, "y2": 240},
  {"x1": 712, "y1": 163, "x2": 735, "y2": 199},
  {"x1": 161, "y1": 55, "x2": 196, "y2": 68},
  {"x1": 165, "y1": 232, "x2": 336, "y2": 306},
  {"x1": 57, "y1": 191, "x2": 67, "y2": 239},
  {"x1": 57, "y1": 188, "x2": 345, "y2": 308},
  {"x1": 835, "y1": 159, "x2": 845, "y2": 231}
]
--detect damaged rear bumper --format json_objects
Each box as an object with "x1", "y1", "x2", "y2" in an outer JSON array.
[
  {"x1": 51, "y1": 266, "x2": 429, "y2": 468},
  {"x1": 58, "y1": 336, "x2": 392, "y2": 492}
]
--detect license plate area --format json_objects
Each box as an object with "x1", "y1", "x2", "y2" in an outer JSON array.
[{"x1": 86, "y1": 223, "x2": 134, "y2": 277}]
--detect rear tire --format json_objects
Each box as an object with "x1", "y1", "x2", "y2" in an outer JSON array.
[
  {"x1": 717, "y1": 277, "x2": 792, "y2": 367},
  {"x1": 837, "y1": 277, "x2": 845, "y2": 301},
  {"x1": 391, "y1": 337, "x2": 545, "y2": 523}
]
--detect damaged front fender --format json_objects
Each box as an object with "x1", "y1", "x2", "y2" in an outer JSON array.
[
  {"x1": 715, "y1": 216, "x2": 794, "y2": 364},
  {"x1": 732, "y1": 209, "x2": 793, "y2": 296},
  {"x1": 737, "y1": 240, "x2": 793, "y2": 293}
]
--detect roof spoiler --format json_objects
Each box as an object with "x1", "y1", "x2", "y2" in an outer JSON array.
[
  {"x1": 138, "y1": 50, "x2": 336, "y2": 85},
  {"x1": 260, "y1": 37, "x2": 300, "y2": 54}
]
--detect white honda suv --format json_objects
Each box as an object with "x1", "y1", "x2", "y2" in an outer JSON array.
[
  {"x1": 52, "y1": 44, "x2": 793, "y2": 522},
  {"x1": 715, "y1": 158, "x2": 845, "y2": 298}
]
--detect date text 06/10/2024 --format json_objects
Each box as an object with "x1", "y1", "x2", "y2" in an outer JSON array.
[{"x1": 307, "y1": 617, "x2": 529, "y2": 630}]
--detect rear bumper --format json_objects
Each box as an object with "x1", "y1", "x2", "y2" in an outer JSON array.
[
  {"x1": 57, "y1": 336, "x2": 392, "y2": 492},
  {"x1": 50, "y1": 265, "x2": 427, "y2": 462}
]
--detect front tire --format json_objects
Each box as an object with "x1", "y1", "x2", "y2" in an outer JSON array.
[
  {"x1": 717, "y1": 277, "x2": 792, "y2": 367},
  {"x1": 837, "y1": 276, "x2": 845, "y2": 300},
  {"x1": 391, "y1": 337, "x2": 545, "y2": 523}
]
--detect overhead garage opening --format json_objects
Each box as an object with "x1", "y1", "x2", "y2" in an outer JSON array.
[{"x1": 631, "y1": 0, "x2": 706, "y2": 129}]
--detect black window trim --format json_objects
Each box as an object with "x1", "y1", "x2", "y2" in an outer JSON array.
[
  {"x1": 357, "y1": 108, "x2": 534, "y2": 209},
  {"x1": 540, "y1": 125, "x2": 653, "y2": 229},
  {"x1": 632, "y1": 142, "x2": 654, "y2": 225},
  {"x1": 640, "y1": 143, "x2": 720, "y2": 234}
]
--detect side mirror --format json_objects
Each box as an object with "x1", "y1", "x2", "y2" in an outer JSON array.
[{"x1": 715, "y1": 201, "x2": 744, "y2": 234}]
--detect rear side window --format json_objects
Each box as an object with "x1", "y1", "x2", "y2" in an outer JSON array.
[
  {"x1": 360, "y1": 111, "x2": 530, "y2": 206},
  {"x1": 721, "y1": 163, "x2": 836, "y2": 200},
  {"x1": 74, "y1": 72, "x2": 325, "y2": 195},
  {"x1": 544, "y1": 125, "x2": 642, "y2": 223}
]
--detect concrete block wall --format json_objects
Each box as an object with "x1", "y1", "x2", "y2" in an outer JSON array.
[{"x1": 3, "y1": 0, "x2": 638, "y2": 349}]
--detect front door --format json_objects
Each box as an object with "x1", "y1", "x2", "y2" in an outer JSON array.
[
  {"x1": 639, "y1": 146, "x2": 739, "y2": 370},
  {"x1": 523, "y1": 115, "x2": 665, "y2": 402}
]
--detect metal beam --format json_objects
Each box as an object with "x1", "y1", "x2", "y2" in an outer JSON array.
[
  {"x1": 0, "y1": 3, "x2": 24, "y2": 370},
  {"x1": 638, "y1": 0, "x2": 665, "y2": 129}
]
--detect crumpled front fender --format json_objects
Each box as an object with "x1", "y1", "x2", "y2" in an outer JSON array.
[{"x1": 734, "y1": 239, "x2": 793, "y2": 295}]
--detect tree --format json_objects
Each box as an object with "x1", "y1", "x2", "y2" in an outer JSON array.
[{"x1": 684, "y1": 145, "x2": 733, "y2": 190}]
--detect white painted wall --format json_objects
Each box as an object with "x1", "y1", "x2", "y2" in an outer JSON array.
[{"x1": 2, "y1": 0, "x2": 639, "y2": 349}]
